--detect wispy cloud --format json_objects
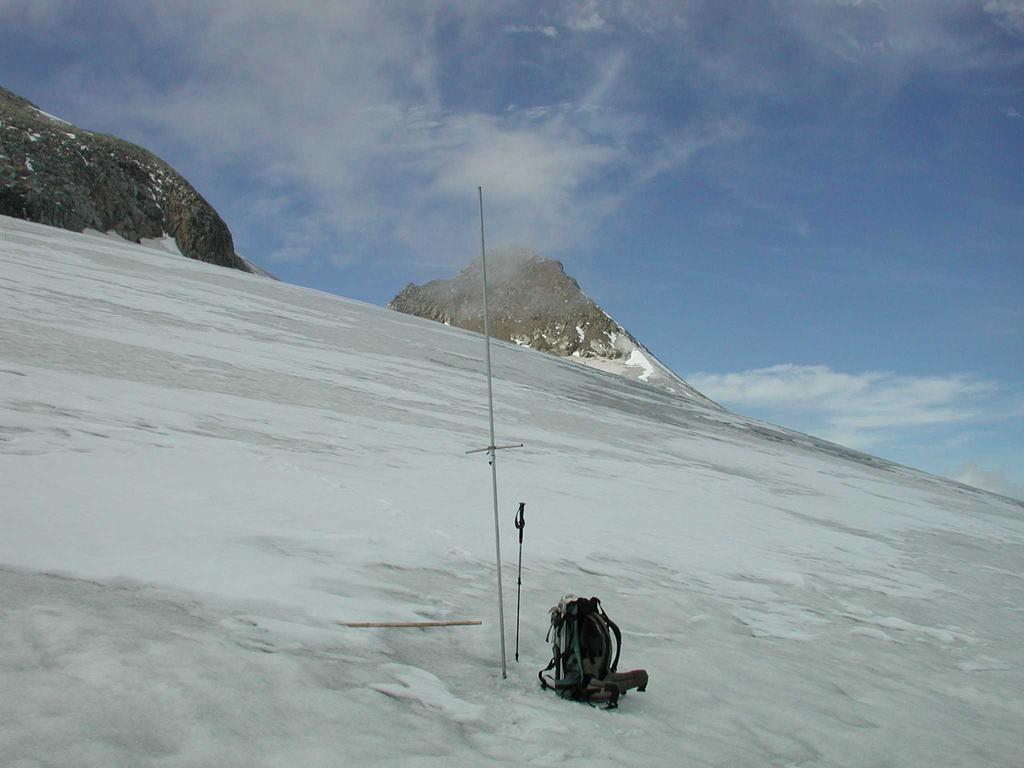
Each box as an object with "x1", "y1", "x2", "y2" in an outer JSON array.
[
  {"x1": 985, "y1": 0, "x2": 1024, "y2": 35},
  {"x1": 951, "y1": 461, "x2": 1024, "y2": 500},
  {"x1": 565, "y1": 1, "x2": 610, "y2": 33},
  {"x1": 45, "y1": 1, "x2": 737, "y2": 268},
  {"x1": 688, "y1": 364, "x2": 1004, "y2": 450},
  {"x1": 19, "y1": 0, "x2": 1023, "y2": 272},
  {"x1": 504, "y1": 24, "x2": 558, "y2": 37}
]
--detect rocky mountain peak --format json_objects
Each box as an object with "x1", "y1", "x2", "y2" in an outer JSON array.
[
  {"x1": 389, "y1": 248, "x2": 717, "y2": 405},
  {"x1": 0, "y1": 85, "x2": 254, "y2": 273}
]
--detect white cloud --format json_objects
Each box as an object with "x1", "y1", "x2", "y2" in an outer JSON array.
[
  {"x1": 985, "y1": 0, "x2": 1024, "y2": 35},
  {"x1": 950, "y1": 461, "x2": 1024, "y2": 500},
  {"x1": 688, "y1": 364, "x2": 999, "y2": 449},
  {"x1": 419, "y1": 114, "x2": 617, "y2": 236},
  {"x1": 51, "y1": 1, "x2": 736, "y2": 270},
  {"x1": 504, "y1": 24, "x2": 558, "y2": 37},
  {"x1": 565, "y1": 0, "x2": 609, "y2": 32},
  {"x1": 34, "y1": 0, "x2": 1020, "y2": 274},
  {"x1": 683, "y1": 0, "x2": 1024, "y2": 107},
  {"x1": 266, "y1": 214, "x2": 354, "y2": 267}
]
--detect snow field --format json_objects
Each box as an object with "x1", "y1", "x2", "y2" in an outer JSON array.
[{"x1": 1, "y1": 215, "x2": 1023, "y2": 766}]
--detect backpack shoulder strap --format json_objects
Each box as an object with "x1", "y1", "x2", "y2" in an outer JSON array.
[{"x1": 594, "y1": 598, "x2": 622, "y2": 673}]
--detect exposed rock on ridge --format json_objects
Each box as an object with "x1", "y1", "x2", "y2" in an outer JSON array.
[
  {"x1": 0, "y1": 85, "x2": 253, "y2": 272},
  {"x1": 389, "y1": 248, "x2": 717, "y2": 405}
]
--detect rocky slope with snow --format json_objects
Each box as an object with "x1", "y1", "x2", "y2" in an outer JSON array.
[
  {"x1": 0, "y1": 85, "x2": 253, "y2": 272},
  {"x1": 2, "y1": 216, "x2": 1022, "y2": 767},
  {"x1": 390, "y1": 248, "x2": 714, "y2": 404}
]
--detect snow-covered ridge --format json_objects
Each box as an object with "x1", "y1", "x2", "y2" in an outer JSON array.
[
  {"x1": 2, "y1": 216, "x2": 1022, "y2": 766},
  {"x1": 32, "y1": 105, "x2": 74, "y2": 126}
]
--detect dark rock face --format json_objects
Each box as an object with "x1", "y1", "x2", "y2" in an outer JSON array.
[
  {"x1": 0, "y1": 85, "x2": 253, "y2": 272},
  {"x1": 389, "y1": 248, "x2": 717, "y2": 405},
  {"x1": 392, "y1": 250, "x2": 616, "y2": 355}
]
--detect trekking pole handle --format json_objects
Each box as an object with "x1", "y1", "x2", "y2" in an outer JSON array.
[{"x1": 514, "y1": 502, "x2": 525, "y2": 543}]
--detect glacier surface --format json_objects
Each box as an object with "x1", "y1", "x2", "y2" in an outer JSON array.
[{"x1": 1, "y1": 215, "x2": 1022, "y2": 766}]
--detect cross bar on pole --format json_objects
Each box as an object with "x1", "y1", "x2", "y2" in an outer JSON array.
[{"x1": 465, "y1": 443, "x2": 524, "y2": 455}]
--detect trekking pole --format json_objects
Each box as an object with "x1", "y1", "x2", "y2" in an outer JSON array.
[{"x1": 514, "y1": 502, "x2": 525, "y2": 662}]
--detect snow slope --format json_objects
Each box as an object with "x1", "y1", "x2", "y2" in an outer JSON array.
[{"x1": 1, "y1": 215, "x2": 1022, "y2": 766}]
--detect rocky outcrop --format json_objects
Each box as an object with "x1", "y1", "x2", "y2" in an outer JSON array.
[
  {"x1": 0, "y1": 85, "x2": 253, "y2": 272},
  {"x1": 389, "y1": 248, "x2": 717, "y2": 405}
]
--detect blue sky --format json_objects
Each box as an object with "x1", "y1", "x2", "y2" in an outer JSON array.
[{"x1": 3, "y1": 0, "x2": 1022, "y2": 497}]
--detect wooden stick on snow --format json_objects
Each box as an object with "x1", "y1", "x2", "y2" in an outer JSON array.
[{"x1": 337, "y1": 620, "x2": 483, "y2": 628}]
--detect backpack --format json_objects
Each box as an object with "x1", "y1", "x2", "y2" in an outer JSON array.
[{"x1": 538, "y1": 595, "x2": 648, "y2": 708}]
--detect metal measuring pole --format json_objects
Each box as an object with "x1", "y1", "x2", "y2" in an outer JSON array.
[{"x1": 465, "y1": 186, "x2": 523, "y2": 680}]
